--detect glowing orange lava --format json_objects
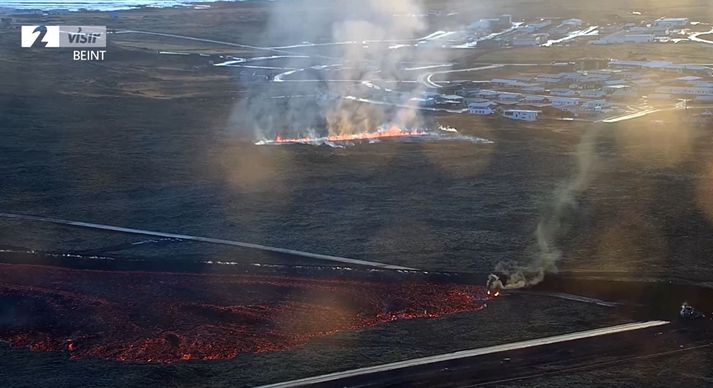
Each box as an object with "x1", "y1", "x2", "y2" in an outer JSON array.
[
  {"x1": 0, "y1": 264, "x2": 492, "y2": 363},
  {"x1": 269, "y1": 126, "x2": 429, "y2": 144}
]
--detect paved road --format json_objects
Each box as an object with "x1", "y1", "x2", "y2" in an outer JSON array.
[
  {"x1": 0, "y1": 213, "x2": 414, "y2": 270},
  {"x1": 601, "y1": 108, "x2": 663, "y2": 123},
  {"x1": 600, "y1": 102, "x2": 698, "y2": 123},
  {"x1": 689, "y1": 28, "x2": 713, "y2": 45},
  {"x1": 261, "y1": 319, "x2": 713, "y2": 387},
  {"x1": 112, "y1": 30, "x2": 337, "y2": 60},
  {"x1": 420, "y1": 64, "x2": 544, "y2": 89},
  {"x1": 343, "y1": 95, "x2": 469, "y2": 114}
]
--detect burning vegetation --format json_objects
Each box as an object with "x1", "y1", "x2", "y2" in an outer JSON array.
[
  {"x1": 257, "y1": 125, "x2": 429, "y2": 145},
  {"x1": 0, "y1": 264, "x2": 492, "y2": 363}
]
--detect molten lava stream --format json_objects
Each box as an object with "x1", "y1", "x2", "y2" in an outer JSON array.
[{"x1": 0, "y1": 264, "x2": 492, "y2": 363}]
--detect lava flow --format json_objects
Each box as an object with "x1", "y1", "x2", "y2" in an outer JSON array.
[
  {"x1": 0, "y1": 264, "x2": 492, "y2": 363},
  {"x1": 257, "y1": 125, "x2": 429, "y2": 145}
]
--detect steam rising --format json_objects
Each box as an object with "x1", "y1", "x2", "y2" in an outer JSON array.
[
  {"x1": 251, "y1": 1, "x2": 600, "y2": 288},
  {"x1": 248, "y1": 0, "x2": 441, "y2": 140},
  {"x1": 493, "y1": 130, "x2": 598, "y2": 289}
]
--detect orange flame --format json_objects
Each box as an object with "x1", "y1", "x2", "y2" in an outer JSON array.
[{"x1": 271, "y1": 125, "x2": 428, "y2": 144}]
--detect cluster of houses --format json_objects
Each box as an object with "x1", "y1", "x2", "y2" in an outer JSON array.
[
  {"x1": 430, "y1": 70, "x2": 625, "y2": 120},
  {"x1": 611, "y1": 60, "x2": 713, "y2": 103},
  {"x1": 457, "y1": 14, "x2": 697, "y2": 49},
  {"x1": 414, "y1": 60, "x2": 713, "y2": 121},
  {"x1": 593, "y1": 17, "x2": 690, "y2": 45},
  {"x1": 465, "y1": 16, "x2": 587, "y2": 48}
]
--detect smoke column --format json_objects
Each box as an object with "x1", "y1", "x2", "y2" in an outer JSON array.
[
  {"x1": 245, "y1": 0, "x2": 442, "y2": 140},
  {"x1": 493, "y1": 129, "x2": 598, "y2": 289}
]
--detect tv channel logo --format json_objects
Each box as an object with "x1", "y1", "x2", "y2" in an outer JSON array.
[
  {"x1": 22, "y1": 25, "x2": 106, "y2": 48},
  {"x1": 21, "y1": 25, "x2": 60, "y2": 48}
]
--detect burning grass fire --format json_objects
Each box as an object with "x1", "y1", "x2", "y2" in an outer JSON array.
[
  {"x1": 0, "y1": 264, "x2": 493, "y2": 363},
  {"x1": 259, "y1": 125, "x2": 428, "y2": 145},
  {"x1": 255, "y1": 125, "x2": 492, "y2": 146}
]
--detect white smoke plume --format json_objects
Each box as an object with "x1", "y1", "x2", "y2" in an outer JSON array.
[
  {"x1": 492, "y1": 130, "x2": 598, "y2": 289},
  {"x1": 245, "y1": 0, "x2": 442, "y2": 140}
]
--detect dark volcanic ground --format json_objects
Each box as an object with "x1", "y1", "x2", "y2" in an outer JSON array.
[
  {"x1": 2, "y1": 2, "x2": 713, "y2": 387},
  {"x1": 3, "y1": 91, "x2": 713, "y2": 283}
]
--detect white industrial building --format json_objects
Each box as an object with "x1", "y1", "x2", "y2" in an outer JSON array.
[
  {"x1": 439, "y1": 94, "x2": 464, "y2": 101},
  {"x1": 503, "y1": 109, "x2": 540, "y2": 121},
  {"x1": 654, "y1": 17, "x2": 689, "y2": 28},
  {"x1": 523, "y1": 95, "x2": 549, "y2": 104},
  {"x1": 536, "y1": 74, "x2": 564, "y2": 84},
  {"x1": 593, "y1": 32, "x2": 654, "y2": 44},
  {"x1": 468, "y1": 100, "x2": 497, "y2": 115},
  {"x1": 469, "y1": 106, "x2": 496, "y2": 115},
  {"x1": 436, "y1": 94, "x2": 465, "y2": 106},
  {"x1": 628, "y1": 26, "x2": 671, "y2": 37},
  {"x1": 498, "y1": 92, "x2": 522, "y2": 102},
  {"x1": 550, "y1": 89, "x2": 578, "y2": 97},
  {"x1": 550, "y1": 97, "x2": 580, "y2": 106}
]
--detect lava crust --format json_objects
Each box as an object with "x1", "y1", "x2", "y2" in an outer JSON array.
[{"x1": 0, "y1": 264, "x2": 489, "y2": 363}]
